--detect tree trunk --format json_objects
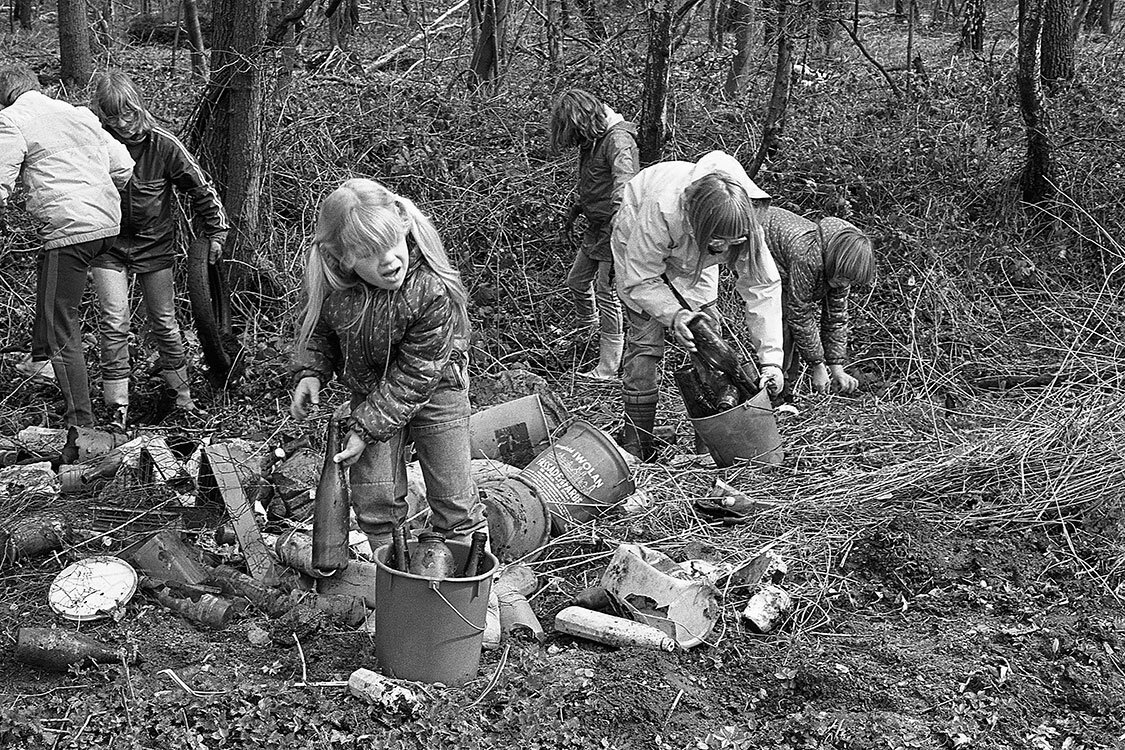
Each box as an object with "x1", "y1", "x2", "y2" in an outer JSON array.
[
  {"x1": 639, "y1": 3, "x2": 674, "y2": 164},
  {"x1": 545, "y1": 0, "x2": 562, "y2": 73},
  {"x1": 327, "y1": 0, "x2": 359, "y2": 50},
  {"x1": 816, "y1": 0, "x2": 840, "y2": 55},
  {"x1": 15, "y1": 0, "x2": 33, "y2": 30},
  {"x1": 574, "y1": 0, "x2": 606, "y2": 40},
  {"x1": 184, "y1": 0, "x2": 208, "y2": 78},
  {"x1": 724, "y1": 0, "x2": 754, "y2": 97},
  {"x1": 1099, "y1": 0, "x2": 1114, "y2": 33},
  {"x1": 749, "y1": 0, "x2": 792, "y2": 178},
  {"x1": 1017, "y1": 0, "x2": 1053, "y2": 205},
  {"x1": 469, "y1": 0, "x2": 508, "y2": 87},
  {"x1": 1040, "y1": 0, "x2": 1074, "y2": 88},
  {"x1": 959, "y1": 0, "x2": 985, "y2": 51},
  {"x1": 191, "y1": 0, "x2": 268, "y2": 267},
  {"x1": 59, "y1": 0, "x2": 94, "y2": 88}
]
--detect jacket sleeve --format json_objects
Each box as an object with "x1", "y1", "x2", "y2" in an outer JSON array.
[
  {"x1": 821, "y1": 285, "x2": 850, "y2": 365},
  {"x1": 349, "y1": 280, "x2": 457, "y2": 443},
  {"x1": 608, "y1": 132, "x2": 639, "y2": 213},
  {"x1": 0, "y1": 118, "x2": 26, "y2": 205},
  {"x1": 783, "y1": 242, "x2": 826, "y2": 365},
  {"x1": 616, "y1": 199, "x2": 683, "y2": 326},
  {"x1": 735, "y1": 227, "x2": 785, "y2": 369},
  {"x1": 292, "y1": 313, "x2": 340, "y2": 385},
  {"x1": 166, "y1": 133, "x2": 230, "y2": 245},
  {"x1": 101, "y1": 130, "x2": 134, "y2": 190}
]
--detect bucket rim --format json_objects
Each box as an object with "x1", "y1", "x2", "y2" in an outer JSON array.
[
  {"x1": 688, "y1": 391, "x2": 775, "y2": 424},
  {"x1": 536, "y1": 419, "x2": 637, "y2": 495},
  {"x1": 373, "y1": 540, "x2": 499, "y2": 584}
]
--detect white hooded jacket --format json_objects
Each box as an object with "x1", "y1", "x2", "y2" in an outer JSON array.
[{"x1": 610, "y1": 150, "x2": 785, "y2": 368}]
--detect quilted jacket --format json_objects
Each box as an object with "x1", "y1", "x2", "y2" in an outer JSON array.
[
  {"x1": 764, "y1": 206, "x2": 849, "y2": 365},
  {"x1": 575, "y1": 108, "x2": 638, "y2": 261},
  {"x1": 293, "y1": 246, "x2": 470, "y2": 443},
  {"x1": 0, "y1": 91, "x2": 133, "y2": 249}
]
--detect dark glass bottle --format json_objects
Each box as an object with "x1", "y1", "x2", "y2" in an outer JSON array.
[
  {"x1": 312, "y1": 418, "x2": 351, "y2": 576},
  {"x1": 673, "y1": 365, "x2": 717, "y2": 419},
  {"x1": 391, "y1": 524, "x2": 411, "y2": 572},
  {"x1": 408, "y1": 532, "x2": 455, "y2": 580},
  {"x1": 459, "y1": 531, "x2": 488, "y2": 577},
  {"x1": 687, "y1": 316, "x2": 759, "y2": 397}
]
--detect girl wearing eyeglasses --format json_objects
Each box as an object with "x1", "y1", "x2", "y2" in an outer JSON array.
[{"x1": 610, "y1": 150, "x2": 784, "y2": 462}]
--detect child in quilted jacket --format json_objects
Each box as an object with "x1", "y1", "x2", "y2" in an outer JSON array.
[
  {"x1": 91, "y1": 71, "x2": 229, "y2": 427},
  {"x1": 763, "y1": 206, "x2": 874, "y2": 398},
  {"x1": 290, "y1": 178, "x2": 485, "y2": 552},
  {"x1": 551, "y1": 89, "x2": 639, "y2": 380}
]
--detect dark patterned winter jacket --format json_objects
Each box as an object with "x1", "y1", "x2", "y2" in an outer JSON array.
[
  {"x1": 764, "y1": 206, "x2": 849, "y2": 366},
  {"x1": 576, "y1": 110, "x2": 639, "y2": 261},
  {"x1": 293, "y1": 247, "x2": 469, "y2": 444}
]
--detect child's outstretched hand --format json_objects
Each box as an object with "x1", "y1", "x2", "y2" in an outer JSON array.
[
  {"x1": 811, "y1": 363, "x2": 832, "y2": 394},
  {"x1": 208, "y1": 239, "x2": 223, "y2": 264},
  {"x1": 290, "y1": 376, "x2": 321, "y2": 420},
  {"x1": 333, "y1": 430, "x2": 367, "y2": 466},
  {"x1": 828, "y1": 365, "x2": 859, "y2": 394}
]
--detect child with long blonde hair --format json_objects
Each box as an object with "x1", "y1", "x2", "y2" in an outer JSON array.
[
  {"x1": 550, "y1": 89, "x2": 638, "y2": 380},
  {"x1": 611, "y1": 151, "x2": 785, "y2": 462},
  {"x1": 291, "y1": 179, "x2": 484, "y2": 551}
]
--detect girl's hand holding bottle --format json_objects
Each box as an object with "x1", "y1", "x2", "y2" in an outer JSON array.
[
  {"x1": 333, "y1": 430, "x2": 367, "y2": 466},
  {"x1": 291, "y1": 376, "x2": 321, "y2": 420},
  {"x1": 758, "y1": 365, "x2": 784, "y2": 396}
]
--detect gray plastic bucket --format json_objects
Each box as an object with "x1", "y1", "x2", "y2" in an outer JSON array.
[
  {"x1": 690, "y1": 390, "x2": 784, "y2": 468},
  {"x1": 373, "y1": 540, "x2": 497, "y2": 686}
]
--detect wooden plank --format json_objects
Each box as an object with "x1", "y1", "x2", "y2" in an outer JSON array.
[{"x1": 202, "y1": 444, "x2": 278, "y2": 583}]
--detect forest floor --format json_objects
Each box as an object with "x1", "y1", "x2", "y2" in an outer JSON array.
[{"x1": 3, "y1": 5, "x2": 1125, "y2": 750}]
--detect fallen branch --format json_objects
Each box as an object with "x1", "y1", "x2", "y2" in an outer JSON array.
[
  {"x1": 367, "y1": 0, "x2": 469, "y2": 72},
  {"x1": 837, "y1": 20, "x2": 903, "y2": 99}
]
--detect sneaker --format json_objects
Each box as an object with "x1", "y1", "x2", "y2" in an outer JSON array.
[{"x1": 15, "y1": 356, "x2": 56, "y2": 385}]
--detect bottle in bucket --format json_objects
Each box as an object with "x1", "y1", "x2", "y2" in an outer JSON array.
[
  {"x1": 312, "y1": 418, "x2": 351, "y2": 576},
  {"x1": 408, "y1": 532, "x2": 455, "y2": 580},
  {"x1": 391, "y1": 524, "x2": 411, "y2": 572},
  {"x1": 459, "y1": 531, "x2": 488, "y2": 577}
]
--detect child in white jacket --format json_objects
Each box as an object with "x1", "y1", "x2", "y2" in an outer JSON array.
[{"x1": 610, "y1": 150, "x2": 784, "y2": 461}]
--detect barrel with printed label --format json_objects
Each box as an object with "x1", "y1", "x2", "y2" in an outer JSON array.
[{"x1": 516, "y1": 421, "x2": 635, "y2": 531}]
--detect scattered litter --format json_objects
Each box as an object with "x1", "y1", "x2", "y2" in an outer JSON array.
[
  {"x1": 16, "y1": 627, "x2": 137, "y2": 672},
  {"x1": 0, "y1": 512, "x2": 71, "y2": 569},
  {"x1": 601, "y1": 543, "x2": 720, "y2": 649},
  {"x1": 0, "y1": 462, "x2": 58, "y2": 503},
  {"x1": 554, "y1": 606, "x2": 677, "y2": 652},
  {"x1": 119, "y1": 530, "x2": 210, "y2": 585},
  {"x1": 741, "y1": 583, "x2": 792, "y2": 633},
  {"x1": 348, "y1": 667, "x2": 419, "y2": 713},
  {"x1": 48, "y1": 556, "x2": 138, "y2": 622}
]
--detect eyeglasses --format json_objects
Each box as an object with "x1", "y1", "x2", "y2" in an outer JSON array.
[
  {"x1": 105, "y1": 109, "x2": 139, "y2": 127},
  {"x1": 706, "y1": 235, "x2": 747, "y2": 254}
]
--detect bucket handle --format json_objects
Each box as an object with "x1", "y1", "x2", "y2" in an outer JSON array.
[{"x1": 429, "y1": 580, "x2": 486, "y2": 633}]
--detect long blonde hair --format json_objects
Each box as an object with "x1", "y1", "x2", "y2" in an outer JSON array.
[
  {"x1": 683, "y1": 172, "x2": 766, "y2": 283},
  {"x1": 90, "y1": 70, "x2": 156, "y2": 135},
  {"x1": 820, "y1": 218, "x2": 876, "y2": 286},
  {"x1": 296, "y1": 179, "x2": 468, "y2": 355},
  {"x1": 549, "y1": 89, "x2": 607, "y2": 151}
]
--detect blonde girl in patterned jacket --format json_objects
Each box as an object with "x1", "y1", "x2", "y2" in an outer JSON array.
[
  {"x1": 290, "y1": 179, "x2": 485, "y2": 552},
  {"x1": 763, "y1": 206, "x2": 875, "y2": 399}
]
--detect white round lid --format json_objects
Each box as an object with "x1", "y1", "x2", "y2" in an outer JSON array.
[{"x1": 48, "y1": 556, "x2": 138, "y2": 622}]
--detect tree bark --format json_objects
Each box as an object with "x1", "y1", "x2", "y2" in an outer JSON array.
[
  {"x1": 1040, "y1": 0, "x2": 1074, "y2": 88},
  {"x1": 724, "y1": 0, "x2": 754, "y2": 98},
  {"x1": 1099, "y1": 0, "x2": 1114, "y2": 33},
  {"x1": 184, "y1": 0, "x2": 208, "y2": 79},
  {"x1": 749, "y1": 0, "x2": 792, "y2": 179},
  {"x1": 469, "y1": 0, "x2": 508, "y2": 87},
  {"x1": 191, "y1": 0, "x2": 268, "y2": 267},
  {"x1": 639, "y1": 3, "x2": 674, "y2": 164},
  {"x1": 15, "y1": 0, "x2": 33, "y2": 30},
  {"x1": 58, "y1": 0, "x2": 94, "y2": 88},
  {"x1": 1017, "y1": 0, "x2": 1053, "y2": 205},
  {"x1": 327, "y1": 0, "x2": 359, "y2": 50},
  {"x1": 545, "y1": 0, "x2": 562, "y2": 73},
  {"x1": 959, "y1": 0, "x2": 985, "y2": 52}
]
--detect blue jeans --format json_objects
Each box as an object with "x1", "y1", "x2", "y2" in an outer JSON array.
[
  {"x1": 92, "y1": 265, "x2": 187, "y2": 381},
  {"x1": 621, "y1": 302, "x2": 721, "y2": 401},
  {"x1": 566, "y1": 247, "x2": 623, "y2": 337},
  {"x1": 348, "y1": 378, "x2": 485, "y2": 543}
]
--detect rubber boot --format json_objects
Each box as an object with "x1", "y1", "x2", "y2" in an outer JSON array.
[
  {"x1": 579, "y1": 332, "x2": 624, "y2": 381},
  {"x1": 102, "y1": 378, "x2": 130, "y2": 430},
  {"x1": 620, "y1": 399, "x2": 658, "y2": 463},
  {"x1": 162, "y1": 366, "x2": 200, "y2": 412}
]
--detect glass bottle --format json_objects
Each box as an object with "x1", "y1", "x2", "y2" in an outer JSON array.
[{"x1": 408, "y1": 532, "x2": 455, "y2": 580}]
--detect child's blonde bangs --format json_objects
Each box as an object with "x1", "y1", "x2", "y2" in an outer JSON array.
[
  {"x1": 826, "y1": 230, "x2": 875, "y2": 286},
  {"x1": 92, "y1": 71, "x2": 155, "y2": 131}
]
